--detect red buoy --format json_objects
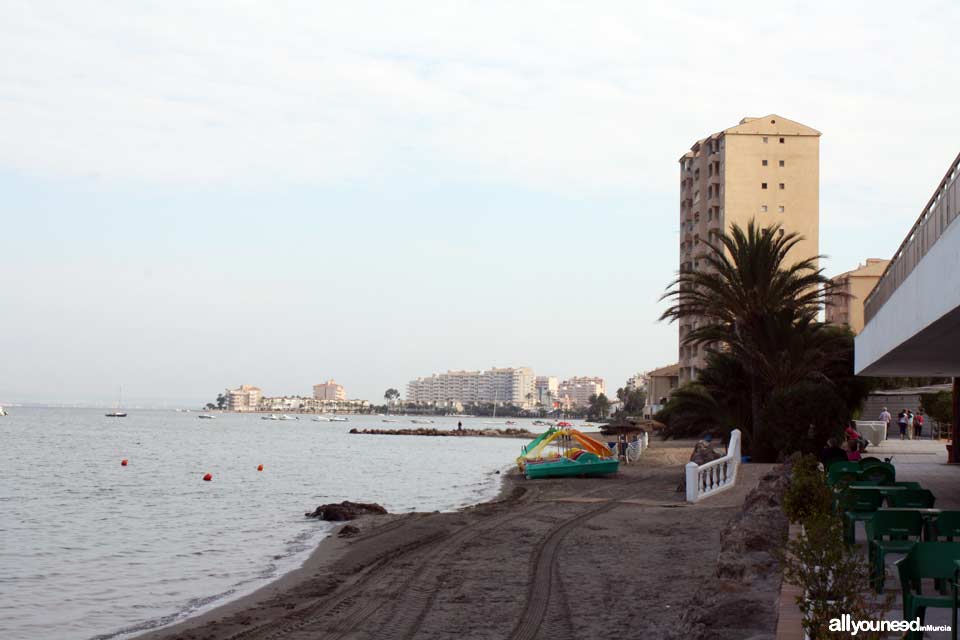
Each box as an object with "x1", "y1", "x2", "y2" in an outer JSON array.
[
  {"x1": 257, "y1": 464, "x2": 264, "y2": 472},
  {"x1": 121, "y1": 459, "x2": 128, "y2": 466},
  {"x1": 203, "y1": 473, "x2": 213, "y2": 481}
]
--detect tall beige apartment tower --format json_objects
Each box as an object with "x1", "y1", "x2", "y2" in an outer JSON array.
[{"x1": 678, "y1": 114, "x2": 821, "y2": 383}]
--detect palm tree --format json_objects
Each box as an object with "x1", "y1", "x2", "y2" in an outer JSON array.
[{"x1": 660, "y1": 219, "x2": 841, "y2": 455}]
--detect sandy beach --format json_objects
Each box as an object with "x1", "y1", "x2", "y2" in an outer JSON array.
[{"x1": 137, "y1": 440, "x2": 774, "y2": 640}]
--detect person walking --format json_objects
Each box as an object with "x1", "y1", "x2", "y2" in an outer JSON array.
[
  {"x1": 879, "y1": 407, "x2": 892, "y2": 435},
  {"x1": 914, "y1": 412, "x2": 924, "y2": 439},
  {"x1": 898, "y1": 410, "x2": 908, "y2": 440},
  {"x1": 907, "y1": 410, "x2": 915, "y2": 440}
]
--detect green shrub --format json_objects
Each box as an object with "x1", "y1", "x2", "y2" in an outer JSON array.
[
  {"x1": 782, "y1": 513, "x2": 892, "y2": 638},
  {"x1": 783, "y1": 454, "x2": 832, "y2": 524}
]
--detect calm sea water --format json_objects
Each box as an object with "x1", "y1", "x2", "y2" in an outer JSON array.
[{"x1": 0, "y1": 408, "x2": 544, "y2": 640}]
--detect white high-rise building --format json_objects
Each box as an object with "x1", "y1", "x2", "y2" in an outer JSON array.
[
  {"x1": 406, "y1": 367, "x2": 536, "y2": 408},
  {"x1": 557, "y1": 377, "x2": 605, "y2": 408},
  {"x1": 535, "y1": 376, "x2": 559, "y2": 407}
]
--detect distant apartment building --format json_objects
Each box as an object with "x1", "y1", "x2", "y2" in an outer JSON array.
[
  {"x1": 535, "y1": 376, "x2": 559, "y2": 407},
  {"x1": 825, "y1": 259, "x2": 890, "y2": 334},
  {"x1": 557, "y1": 376, "x2": 605, "y2": 408},
  {"x1": 259, "y1": 395, "x2": 302, "y2": 412},
  {"x1": 625, "y1": 373, "x2": 646, "y2": 392},
  {"x1": 313, "y1": 379, "x2": 346, "y2": 401},
  {"x1": 647, "y1": 365, "x2": 680, "y2": 404},
  {"x1": 406, "y1": 367, "x2": 536, "y2": 408},
  {"x1": 678, "y1": 114, "x2": 821, "y2": 383},
  {"x1": 226, "y1": 384, "x2": 262, "y2": 412},
  {"x1": 260, "y1": 396, "x2": 370, "y2": 413}
]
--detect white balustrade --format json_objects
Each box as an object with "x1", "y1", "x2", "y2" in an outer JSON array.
[
  {"x1": 684, "y1": 429, "x2": 742, "y2": 503},
  {"x1": 854, "y1": 420, "x2": 887, "y2": 446}
]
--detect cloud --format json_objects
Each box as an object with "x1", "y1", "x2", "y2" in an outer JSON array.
[{"x1": 1, "y1": 0, "x2": 957, "y2": 199}]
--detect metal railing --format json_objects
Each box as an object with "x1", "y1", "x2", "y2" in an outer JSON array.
[{"x1": 864, "y1": 151, "x2": 960, "y2": 325}]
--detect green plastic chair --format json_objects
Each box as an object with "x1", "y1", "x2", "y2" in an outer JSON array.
[
  {"x1": 849, "y1": 480, "x2": 922, "y2": 490},
  {"x1": 930, "y1": 511, "x2": 960, "y2": 542},
  {"x1": 836, "y1": 489, "x2": 884, "y2": 545},
  {"x1": 827, "y1": 462, "x2": 862, "y2": 487},
  {"x1": 887, "y1": 489, "x2": 937, "y2": 509},
  {"x1": 866, "y1": 510, "x2": 924, "y2": 592},
  {"x1": 859, "y1": 461, "x2": 896, "y2": 485},
  {"x1": 896, "y1": 542, "x2": 960, "y2": 639}
]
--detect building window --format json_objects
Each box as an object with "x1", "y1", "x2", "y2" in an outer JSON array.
[
  {"x1": 779, "y1": 160, "x2": 785, "y2": 167},
  {"x1": 779, "y1": 183, "x2": 785, "y2": 190},
  {"x1": 760, "y1": 205, "x2": 768, "y2": 212},
  {"x1": 779, "y1": 137, "x2": 785, "y2": 143},
  {"x1": 762, "y1": 159, "x2": 768, "y2": 166},
  {"x1": 778, "y1": 205, "x2": 785, "y2": 213},
  {"x1": 762, "y1": 136, "x2": 768, "y2": 144},
  {"x1": 761, "y1": 183, "x2": 768, "y2": 189}
]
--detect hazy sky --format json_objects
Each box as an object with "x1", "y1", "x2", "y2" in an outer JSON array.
[{"x1": 2, "y1": 1, "x2": 958, "y2": 406}]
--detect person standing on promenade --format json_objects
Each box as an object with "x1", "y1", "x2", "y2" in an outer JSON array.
[
  {"x1": 907, "y1": 410, "x2": 915, "y2": 440},
  {"x1": 457, "y1": 420, "x2": 462, "y2": 432},
  {"x1": 898, "y1": 410, "x2": 908, "y2": 440},
  {"x1": 879, "y1": 407, "x2": 892, "y2": 435},
  {"x1": 914, "y1": 412, "x2": 924, "y2": 439}
]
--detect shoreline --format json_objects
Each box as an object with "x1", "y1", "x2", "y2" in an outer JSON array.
[
  {"x1": 133, "y1": 441, "x2": 772, "y2": 640},
  {"x1": 132, "y1": 465, "x2": 518, "y2": 640}
]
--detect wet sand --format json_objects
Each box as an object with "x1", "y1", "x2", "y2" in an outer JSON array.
[{"x1": 137, "y1": 440, "x2": 770, "y2": 640}]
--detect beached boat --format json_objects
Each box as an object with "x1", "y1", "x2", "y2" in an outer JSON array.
[
  {"x1": 198, "y1": 414, "x2": 216, "y2": 420},
  {"x1": 516, "y1": 427, "x2": 619, "y2": 480}
]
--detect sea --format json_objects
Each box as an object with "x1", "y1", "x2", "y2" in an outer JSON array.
[{"x1": 0, "y1": 408, "x2": 554, "y2": 640}]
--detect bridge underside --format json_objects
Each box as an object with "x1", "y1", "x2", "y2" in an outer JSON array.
[{"x1": 857, "y1": 305, "x2": 960, "y2": 376}]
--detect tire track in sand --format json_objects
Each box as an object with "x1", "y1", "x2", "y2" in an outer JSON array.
[{"x1": 509, "y1": 502, "x2": 618, "y2": 640}]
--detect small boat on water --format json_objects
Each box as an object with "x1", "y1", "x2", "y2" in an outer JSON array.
[
  {"x1": 262, "y1": 414, "x2": 280, "y2": 420},
  {"x1": 505, "y1": 420, "x2": 517, "y2": 426},
  {"x1": 106, "y1": 385, "x2": 127, "y2": 417},
  {"x1": 279, "y1": 414, "x2": 298, "y2": 421},
  {"x1": 0, "y1": 406, "x2": 7, "y2": 416},
  {"x1": 411, "y1": 419, "x2": 434, "y2": 424},
  {"x1": 516, "y1": 427, "x2": 619, "y2": 479},
  {"x1": 382, "y1": 419, "x2": 401, "y2": 423},
  {"x1": 198, "y1": 414, "x2": 216, "y2": 419},
  {"x1": 312, "y1": 416, "x2": 331, "y2": 422},
  {"x1": 330, "y1": 416, "x2": 348, "y2": 422}
]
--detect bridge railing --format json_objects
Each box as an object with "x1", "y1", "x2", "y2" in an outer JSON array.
[{"x1": 864, "y1": 151, "x2": 960, "y2": 325}]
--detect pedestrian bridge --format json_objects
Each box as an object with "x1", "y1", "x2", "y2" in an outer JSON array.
[{"x1": 855, "y1": 152, "x2": 960, "y2": 377}]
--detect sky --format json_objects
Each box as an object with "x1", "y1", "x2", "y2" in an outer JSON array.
[{"x1": 1, "y1": 1, "x2": 958, "y2": 406}]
